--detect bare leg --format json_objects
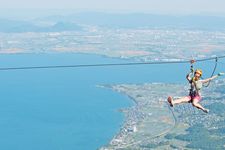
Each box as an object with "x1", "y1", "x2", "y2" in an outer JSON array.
[
  {"x1": 168, "y1": 96, "x2": 191, "y2": 107},
  {"x1": 192, "y1": 99, "x2": 209, "y2": 113}
]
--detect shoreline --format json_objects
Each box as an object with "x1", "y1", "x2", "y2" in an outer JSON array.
[
  {"x1": 99, "y1": 83, "x2": 180, "y2": 149},
  {"x1": 99, "y1": 79, "x2": 225, "y2": 149}
]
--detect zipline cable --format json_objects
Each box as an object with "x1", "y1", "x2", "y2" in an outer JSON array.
[{"x1": 0, "y1": 55, "x2": 225, "y2": 71}]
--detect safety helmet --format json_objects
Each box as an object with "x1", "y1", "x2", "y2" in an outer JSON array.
[{"x1": 195, "y1": 69, "x2": 202, "y2": 76}]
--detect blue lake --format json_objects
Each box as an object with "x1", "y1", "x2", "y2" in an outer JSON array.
[{"x1": 0, "y1": 53, "x2": 224, "y2": 150}]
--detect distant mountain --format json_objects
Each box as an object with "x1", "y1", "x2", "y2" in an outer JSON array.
[
  {"x1": 1, "y1": 13, "x2": 225, "y2": 32},
  {"x1": 0, "y1": 19, "x2": 83, "y2": 33},
  {"x1": 37, "y1": 12, "x2": 225, "y2": 30},
  {"x1": 37, "y1": 21, "x2": 83, "y2": 32}
]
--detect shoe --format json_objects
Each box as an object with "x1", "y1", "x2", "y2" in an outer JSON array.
[
  {"x1": 203, "y1": 109, "x2": 209, "y2": 113},
  {"x1": 167, "y1": 96, "x2": 173, "y2": 107}
]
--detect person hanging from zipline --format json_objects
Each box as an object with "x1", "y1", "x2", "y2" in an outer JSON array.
[{"x1": 167, "y1": 59, "x2": 224, "y2": 113}]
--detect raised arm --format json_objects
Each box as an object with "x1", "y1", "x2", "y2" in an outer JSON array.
[
  {"x1": 201, "y1": 73, "x2": 224, "y2": 84},
  {"x1": 186, "y1": 59, "x2": 195, "y2": 82},
  {"x1": 186, "y1": 72, "x2": 193, "y2": 82}
]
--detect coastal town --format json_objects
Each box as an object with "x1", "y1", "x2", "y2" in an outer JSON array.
[
  {"x1": 0, "y1": 19, "x2": 225, "y2": 150},
  {"x1": 1, "y1": 1, "x2": 225, "y2": 149},
  {"x1": 0, "y1": 28, "x2": 225, "y2": 61},
  {"x1": 100, "y1": 79, "x2": 225, "y2": 149}
]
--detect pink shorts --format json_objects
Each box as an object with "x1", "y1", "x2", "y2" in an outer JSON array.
[{"x1": 186, "y1": 95, "x2": 202, "y2": 102}]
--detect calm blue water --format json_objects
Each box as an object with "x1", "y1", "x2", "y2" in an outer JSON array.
[{"x1": 0, "y1": 53, "x2": 224, "y2": 150}]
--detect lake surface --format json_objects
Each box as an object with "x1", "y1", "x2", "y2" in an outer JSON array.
[{"x1": 0, "y1": 53, "x2": 224, "y2": 150}]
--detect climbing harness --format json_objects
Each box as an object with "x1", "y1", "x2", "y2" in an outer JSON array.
[
  {"x1": 189, "y1": 60, "x2": 196, "y2": 100},
  {"x1": 188, "y1": 57, "x2": 218, "y2": 91}
]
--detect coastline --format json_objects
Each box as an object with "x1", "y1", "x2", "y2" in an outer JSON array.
[
  {"x1": 99, "y1": 79, "x2": 225, "y2": 149},
  {"x1": 99, "y1": 83, "x2": 184, "y2": 149}
]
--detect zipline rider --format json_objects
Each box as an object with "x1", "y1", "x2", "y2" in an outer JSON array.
[{"x1": 168, "y1": 62, "x2": 224, "y2": 113}]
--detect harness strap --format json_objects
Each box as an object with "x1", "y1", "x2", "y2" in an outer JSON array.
[
  {"x1": 203, "y1": 57, "x2": 218, "y2": 87},
  {"x1": 189, "y1": 60, "x2": 195, "y2": 99}
]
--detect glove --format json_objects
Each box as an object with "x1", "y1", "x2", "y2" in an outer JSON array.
[
  {"x1": 190, "y1": 59, "x2": 195, "y2": 64},
  {"x1": 218, "y1": 72, "x2": 224, "y2": 76}
]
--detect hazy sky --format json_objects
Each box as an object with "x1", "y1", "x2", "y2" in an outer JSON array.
[{"x1": 1, "y1": 0, "x2": 225, "y2": 15}]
